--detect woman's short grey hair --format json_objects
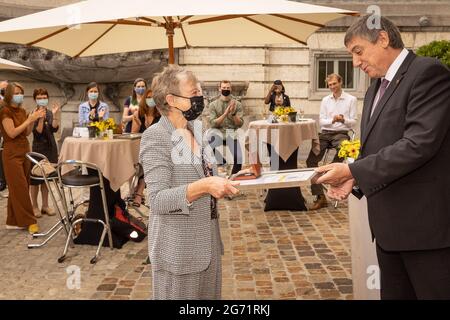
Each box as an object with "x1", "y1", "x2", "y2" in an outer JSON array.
[
  {"x1": 344, "y1": 15, "x2": 404, "y2": 49},
  {"x1": 151, "y1": 65, "x2": 198, "y2": 115}
]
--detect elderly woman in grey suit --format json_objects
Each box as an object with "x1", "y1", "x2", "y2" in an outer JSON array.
[{"x1": 139, "y1": 65, "x2": 240, "y2": 300}]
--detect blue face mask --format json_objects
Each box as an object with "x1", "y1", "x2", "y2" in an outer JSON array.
[
  {"x1": 135, "y1": 87, "x2": 146, "y2": 96},
  {"x1": 36, "y1": 99, "x2": 49, "y2": 107},
  {"x1": 146, "y1": 98, "x2": 156, "y2": 108},
  {"x1": 12, "y1": 94, "x2": 24, "y2": 105},
  {"x1": 88, "y1": 92, "x2": 99, "y2": 100}
]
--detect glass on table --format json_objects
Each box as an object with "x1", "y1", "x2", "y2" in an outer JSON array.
[{"x1": 297, "y1": 107, "x2": 305, "y2": 120}]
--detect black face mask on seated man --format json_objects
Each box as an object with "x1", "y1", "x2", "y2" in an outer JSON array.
[
  {"x1": 221, "y1": 90, "x2": 231, "y2": 97},
  {"x1": 170, "y1": 93, "x2": 205, "y2": 121}
]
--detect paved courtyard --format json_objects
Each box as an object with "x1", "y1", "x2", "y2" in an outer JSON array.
[{"x1": 0, "y1": 184, "x2": 352, "y2": 300}]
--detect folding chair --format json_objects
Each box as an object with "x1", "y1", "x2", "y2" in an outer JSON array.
[
  {"x1": 26, "y1": 152, "x2": 68, "y2": 248},
  {"x1": 56, "y1": 160, "x2": 113, "y2": 264}
]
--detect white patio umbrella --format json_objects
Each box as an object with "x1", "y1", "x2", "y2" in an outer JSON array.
[
  {"x1": 0, "y1": 0, "x2": 358, "y2": 64},
  {"x1": 0, "y1": 57, "x2": 31, "y2": 70}
]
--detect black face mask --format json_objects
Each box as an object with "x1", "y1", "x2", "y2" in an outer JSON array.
[
  {"x1": 221, "y1": 89, "x2": 231, "y2": 97},
  {"x1": 171, "y1": 94, "x2": 205, "y2": 121},
  {"x1": 0, "y1": 89, "x2": 5, "y2": 97}
]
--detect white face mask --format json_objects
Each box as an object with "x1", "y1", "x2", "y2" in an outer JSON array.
[{"x1": 36, "y1": 99, "x2": 49, "y2": 107}]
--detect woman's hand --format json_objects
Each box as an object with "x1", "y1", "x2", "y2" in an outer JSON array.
[
  {"x1": 206, "y1": 176, "x2": 240, "y2": 199},
  {"x1": 51, "y1": 103, "x2": 60, "y2": 115},
  {"x1": 89, "y1": 108, "x2": 96, "y2": 118},
  {"x1": 28, "y1": 108, "x2": 46, "y2": 122},
  {"x1": 98, "y1": 108, "x2": 106, "y2": 119}
]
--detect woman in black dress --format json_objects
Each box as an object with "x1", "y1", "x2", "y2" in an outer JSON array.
[
  {"x1": 264, "y1": 79, "x2": 291, "y2": 112},
  {"x1": 30, "y1": 88, "x2": 59, "y2": 218},
  {"x1": 131, "y1": 89, "x2": 160, "y2": 133}
]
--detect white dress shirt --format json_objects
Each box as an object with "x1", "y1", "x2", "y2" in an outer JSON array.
[{"x1": 319, "y1": 91, "x2": 358, "y2": 131}]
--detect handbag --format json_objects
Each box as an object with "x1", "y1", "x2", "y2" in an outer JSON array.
[
  {"x1": 111, "y1": 202, "x2": 147, "y2": 242},
  {"x1": 31, "y1": 159, "x2": 56, "y2": 177}
]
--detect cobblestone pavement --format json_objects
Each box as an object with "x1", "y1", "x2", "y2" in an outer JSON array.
[{"x1": 0, "y1": 185, "x2": 352, "y2": 300}]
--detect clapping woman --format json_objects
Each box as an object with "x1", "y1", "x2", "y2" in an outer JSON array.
[
  {"x1": 29, "y1": 88, "x2": 60, "y2": 218},
  {"x1": 0, "y1": 82, "x2": 45, "y2": 234},
  {"x1": 78, "y1": 82, "x2": 109, "y2": 125},
  {"x1": 130, "y1": 89, "x2": 160, "y2": 207},
  {"x1": 122, "y1": 78, "x2": 147, "y2": 133},
  {"x1": 131, "y1": 89, "x2": 160, "y2": 134}
]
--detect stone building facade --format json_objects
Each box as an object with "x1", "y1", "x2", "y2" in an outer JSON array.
[{"x1": 0, "y1": 0, "x2": 449, "y2": 135}]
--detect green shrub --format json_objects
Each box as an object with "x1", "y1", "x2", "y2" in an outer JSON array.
[{"x1": 416, "y1": 40, "x2": 450, "y2": 68}]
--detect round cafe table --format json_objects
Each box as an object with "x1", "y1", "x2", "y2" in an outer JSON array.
[
  {"x1": 247, "y1": 119, "x2": 319, "y2": 211},
  {"x1": 59, "y1": 136, "x2": 141, "y2": 247},
  {"x1": 59, "y1": 136, "x2": 141, "y2": 192}
]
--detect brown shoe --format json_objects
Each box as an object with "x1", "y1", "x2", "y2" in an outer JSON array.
[{"x1": 310, "y1": 194, "x2": 328, "y2": 210}]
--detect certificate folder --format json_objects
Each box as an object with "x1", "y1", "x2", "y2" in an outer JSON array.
[{"x1": 234, "y1": 168, "x2": 318, "y2": 191}]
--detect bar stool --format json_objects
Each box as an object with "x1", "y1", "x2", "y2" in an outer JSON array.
[
  {"x1": 322, "y1": 129, "x2": 356, "y2": 208},
  {"x1": 57, "y1": 160, "x2": 113, "y2": 264},
  {"x1": 26, "y1": 152, "x2": 68, "y2": 248}
]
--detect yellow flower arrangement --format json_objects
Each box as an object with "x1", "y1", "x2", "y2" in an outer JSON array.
[
  {"x1": 279, "y1": 114, "x2": 289, "y2": 123},
  {"x1": 338, "y1": 139, "x2": 361, "y2": 161},
  {"x1": 273, "y1": 106, "x2": 296, "y2": 117},
  {"x1": 90, "y1": 118, "x2": 117, "y2": 137}
]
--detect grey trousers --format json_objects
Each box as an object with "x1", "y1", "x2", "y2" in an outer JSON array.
[
  {"x1": 306, "y1": 130, "x2": 349, "y2": 196},
  {"x1": 152, "y1": 219, "x2": 222, "y2": 300}
]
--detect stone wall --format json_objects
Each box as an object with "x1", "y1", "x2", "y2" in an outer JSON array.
[
  {"x1": 3, "y1": 27, "x2": 449, "y2": 140},
  {"x1": 179, "y1": 30, "x2": 450, "y2": 128},
  {"x1": 1, "y1": 0, "x2": 449, "y2": 140}
]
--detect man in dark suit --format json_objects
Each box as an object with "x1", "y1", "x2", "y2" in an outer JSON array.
[{"x1": 315, "y1": 15, "x2": 450, "y2": 299}]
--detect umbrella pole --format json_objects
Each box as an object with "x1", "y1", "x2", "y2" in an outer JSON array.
[
  {"x1": 168, "y1": 33, "x2": 175, "y2": 64},
  {"x1": 166, "y1": 17, "x2": 175, "y2": 65}
]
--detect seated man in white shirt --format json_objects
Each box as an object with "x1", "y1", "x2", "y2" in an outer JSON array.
[{"x1": 306, "y1": 73, "x2": 357, "y2": 210}]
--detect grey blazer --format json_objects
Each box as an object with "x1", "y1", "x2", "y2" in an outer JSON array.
[
  {"x1": 139, "y1": 115, "x2": 222, "y2": 275},
  {"x1": 350, "y1": 51, "x2": 450, "y2": 251}
]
